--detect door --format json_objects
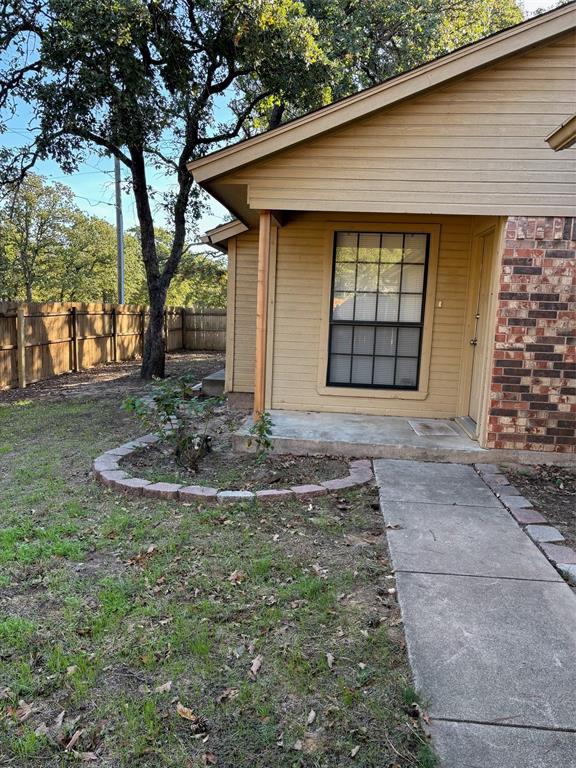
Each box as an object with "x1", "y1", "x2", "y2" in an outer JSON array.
[{"x1": 468, "y1": 230, "x2": 495, "y2": 426}]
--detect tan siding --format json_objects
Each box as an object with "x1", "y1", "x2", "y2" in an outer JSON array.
[
  {"x1": 269, "y1": 213, "x2": 474, "y2": 418},
  {"x1": 232, "y1": 229, "x2": 258, "y2": 391},
  {"x1": 228, "y1": 34, "x2": 576, "y2": 216}
]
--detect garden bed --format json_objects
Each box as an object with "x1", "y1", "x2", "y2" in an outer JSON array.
[
  {"x1": 503, "y1": 464, "x2": 576, "y2": 551},
  {"x1": 123, "y1": 444, "x2": 349, "y2": 491}
]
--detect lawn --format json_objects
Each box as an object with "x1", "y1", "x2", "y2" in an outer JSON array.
[{"x1": 0, "y1": 360, "x2": 434, "y2": 767}]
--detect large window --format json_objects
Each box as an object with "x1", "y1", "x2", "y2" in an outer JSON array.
[{"x1": 328, "y1": 231, "x2": 429, "y2": 390}]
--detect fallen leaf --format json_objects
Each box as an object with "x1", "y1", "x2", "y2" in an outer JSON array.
[
  {"x1": 73, "y1": 751, "x2": 98, "y2": 762},
  {"x1": 306, "y1": 709, "x2": 317, "y2": 725},
  {"x1": 326, "y1": 652, "x2": 335, "y2": 669},
  {"x1": 351, "y1": 745, "x2": 360, "y2": 758},
  {"x1": 385, "y1": 523, "x2": 402, "y2": 530},
  {"x1": 176, "y1": 702, "x2": 198, "y2": 722},
  {"x1": 66, "y1": 665, "x2": 77, "y2": 676},
  {"x1": 65, "y1": 728, "x2": 84, "y2": 751},
  {"x1": 155, "y1": 681, "x2": 172, "y2": 693},
  {"x1": 216, "y1": 688, "x2": 239, "y2": 704},
  {"x1": 293, "y1": 739, "x2": 303, "y2": 751},
  {"x1": 15, "y1": 700, "x2": 34, "y2": 722},
  {"x1": 249, "y1": 654, "x2": 263, "y2": 680},
  {"x1": 228, "y1": 570, "x2": 244, "y2": 585},
  {"x1": 202, "y1": 753, "x2": 217, "y2": 765}
]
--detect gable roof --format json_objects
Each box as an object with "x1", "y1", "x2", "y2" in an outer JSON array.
[{"x1": 189, "y1": 2, "x2": 575, "y2": 191}]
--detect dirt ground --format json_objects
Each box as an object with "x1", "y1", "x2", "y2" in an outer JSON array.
[
  {"x1": 0, "y1": 351, "x2": 225, "y2": 404},
  {"x1": 125, "y1": 446, "x2": 351, "y2": 491},
  {"x1": 504, "y1": 464, "x2": 576, "y2": 550}
]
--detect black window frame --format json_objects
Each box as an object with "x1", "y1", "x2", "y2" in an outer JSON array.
[{"x1": 326, "y1": 231, "x2": 430, "y2": 391}]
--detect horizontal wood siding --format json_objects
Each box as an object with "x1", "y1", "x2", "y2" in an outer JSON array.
[
  {"x1": 230, "y1": 34, "x2": 575, "y2": 216},
  {"x1": 270, "y1": 213, "x2": 474, "y2": 418},
  {"x1": 233, "y1": 230, "x2": 259, "y2": 391}
]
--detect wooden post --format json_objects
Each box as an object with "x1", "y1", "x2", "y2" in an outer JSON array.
[
  {"x1": 16, "y1": 306, "x2": 26, "y2": 388},
  {"x1": 254, "y1": 210, "x2": 272, "y2": 417},
  {"x1": 164, "y1": 309, "x2": 169, "y2": 352},
  {"x1": 70, "y1": 307, "x2": 79, "y2": 371},
  {"x1": 111, "y1": 307, "x2": 118, "y2": 362},
  {"x1": 181, "y1": 307, "x2": 186, "y2": 350}
]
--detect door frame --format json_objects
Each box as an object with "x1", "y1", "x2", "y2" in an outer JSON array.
[{"x1": 458, "y1": 218, "x2": 506, "y2": 445}]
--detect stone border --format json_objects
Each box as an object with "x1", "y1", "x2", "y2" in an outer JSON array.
[
  {"x1": 475, "y1": 463, "x2": 576, "y2": 587},
  {"x1": 93, "y1": 435, "x2": 373, "y2": 503}
]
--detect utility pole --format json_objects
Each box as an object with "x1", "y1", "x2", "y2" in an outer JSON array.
[{"x1": 114, "y1": 155, "x2": 125, "y2": 304}]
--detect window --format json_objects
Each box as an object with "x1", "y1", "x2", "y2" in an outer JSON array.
[{"x1": 327, "y1": 231, "x2": 429, "y2": 390}]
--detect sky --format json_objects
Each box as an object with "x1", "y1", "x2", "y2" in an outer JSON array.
[{"x1": 0, "y1": 0, "x2": 560, "y2": 239}]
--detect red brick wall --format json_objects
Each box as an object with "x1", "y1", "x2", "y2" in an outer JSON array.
[{"x1": 486, "y1": 217, "x2": 575, "y2": 453}]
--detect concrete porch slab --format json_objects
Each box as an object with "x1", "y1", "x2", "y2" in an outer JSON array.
[
  {"x1": 380, "y1": 500, "x2": 562, "y2": 582},
  {"x1": 396, "y1": 571, "x2": 576, "y2": 730},
  {"x1": 429, "y1": 721, "x2": 576, "y2": 768},
  {"x1": 375, "y1": 459, "x2": 500, "y2": 507},
  {"x1": 232, "y1": 410, "x2": 576, "y2": 464}
]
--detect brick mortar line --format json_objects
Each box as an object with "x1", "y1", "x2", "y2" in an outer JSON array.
[{"x1": 93, "y1": 435, "x2": 374, "y2": 502}]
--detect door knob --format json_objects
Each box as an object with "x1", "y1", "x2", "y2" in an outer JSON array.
[{"x1": 470, "y1": 338, "x2": 478, "y2": 346}]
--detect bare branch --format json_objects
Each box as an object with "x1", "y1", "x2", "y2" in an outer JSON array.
[{"x1": 197, "y1": 91, "x2": 272, "y2": 145}]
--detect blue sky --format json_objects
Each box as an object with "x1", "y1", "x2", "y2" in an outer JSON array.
[{"x1": 0, "y1": 0, "x2": 559, "y2": 237}]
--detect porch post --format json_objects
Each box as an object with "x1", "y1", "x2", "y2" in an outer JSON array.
[{"x1": 254, "y1": 209, "x2": 272, "y2": 417}]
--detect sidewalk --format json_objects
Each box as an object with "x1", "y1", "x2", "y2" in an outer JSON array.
[{"x1": 374, "y1": 460, "x2": 576, "y2": 768}]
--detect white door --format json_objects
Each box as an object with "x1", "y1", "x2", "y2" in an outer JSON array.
[{"x1": 468, "y1": 230, "x2": 495, "y2": 426}]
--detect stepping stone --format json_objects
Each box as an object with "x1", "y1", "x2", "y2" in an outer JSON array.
[
  {"x1": 396, "y1": 572, "x2": 576, "y2": 729},
  {"x1": 374, "y1": 460, "x2": 501, "y2": 507},
  {"x1": 380, "y1": 501, "x2": 561, "y2": 581},
  {"x1": 430, "y1": 721, "x2": 576, "y2": 768},
  {"x1": 541, "y1": 543, "x2": 576, "y2": 565},
  {"x1": 558, "y1": 564, "x2": 576, "y2": 586}
]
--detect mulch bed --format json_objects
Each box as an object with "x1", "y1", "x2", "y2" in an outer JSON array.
[
  {"x1": 504, "y1": 464, "x2": 576, "y2": 550},
  {"x1": 124, "y1": 444, "x2": 350, "y2": 491}
]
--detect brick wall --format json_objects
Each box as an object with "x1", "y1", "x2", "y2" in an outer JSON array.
[{"x1": 486, "y1": 216, "x2": 575, "y2": 453}]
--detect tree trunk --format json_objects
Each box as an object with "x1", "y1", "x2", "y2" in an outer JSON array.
[
  {"x1": 141, "y1": 290, "x2": 166, "y2": 379},
  {"x1": 25, "y1": 281, "x2": 32, "y2": 302},
  {"x1": 129, "y1": 146, "x2": 166, "y2": 379}
]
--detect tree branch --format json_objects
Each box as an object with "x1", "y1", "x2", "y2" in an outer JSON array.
[{"x1": 197, "y1": 91, "x2": 272, "y2": 145}]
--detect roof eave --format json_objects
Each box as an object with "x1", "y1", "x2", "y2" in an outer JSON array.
[
  {"x1": 188, "y1": 3, "x2": 575, "y2": 185},
  {"x1": 546, "y1": 113, "x2": 576, "y2": 151}
]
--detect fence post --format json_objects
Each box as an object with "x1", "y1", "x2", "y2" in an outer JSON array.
[
  {"x1": 181, "y1": 307, "x2": 186, "y2": 350},
  {"x1": 16, "y1": 306, "x2": 26, "y2": 388},
  {"x1": 111, "y1": 307, "x2": 118, "y2": 362},
  {"x1": 70, "y1": 307, "x2": 79, "y2": 371},
  {"x1": 164, "y1": 309, "x2": 168, "y2": 352}
]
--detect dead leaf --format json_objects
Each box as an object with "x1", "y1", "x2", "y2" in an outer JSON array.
[
  {"x1": 249, "y1": 654, "x2": 263, "y2": 680},
  {"x1": 306, "y1": 709, "x2": 317, "y2": 725},
  {"x1": 293, "y1": 739, "x2": 303, "y2": 751},
  {"x1": 65, "y1": 728, "x2": 84, "y2": 751},
  {"x1": 72, "y1": 751, "x2": 98, "y2": 762},
  {"x1": 216, "y1": 688, "x2": 239, "y2": 704},
  {"x1": 155, "y1": 681, "x2": 172, "y2": 693},
  {"x1": 66, "y1": 665, "x2": 77, "y2": 676},
  {"x1": 351, "y1": 745, "x2": 361, "y2": 758},
  {"x1": 385, "y1": 523, "x2": 402, "y2": 530},
  {"x1": 202, "y1": 753, "x2": 217, "y2": 765},
  {"x1": 15, "y1": 700, "x2": 34, "y2": 722},
  {"x1": 326, "y1": 652, "x2": 335, "y2": 669},
  {"x1": 176, "y1": 702, "x2": 198, "y2": 722},
  {"x1": 228, "y1": 570, "x2": 244, "y2": 585}
]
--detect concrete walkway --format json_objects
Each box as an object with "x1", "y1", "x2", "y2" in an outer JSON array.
[{"x1": 374, "y1": 460, "x2": 576, "y2": 768}]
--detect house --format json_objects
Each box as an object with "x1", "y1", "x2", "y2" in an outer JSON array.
[{"x1": 190, "y1": 3, "x2": 576, "y2": 456}]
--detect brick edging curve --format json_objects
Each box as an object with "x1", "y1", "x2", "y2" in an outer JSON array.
[{"x1": 92, "y1": 434, "x2": 373, "y2": 502}]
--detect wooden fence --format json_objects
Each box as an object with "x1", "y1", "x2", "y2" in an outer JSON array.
[{"x1": 0, "y1": 302, "x2": 226, "y2": 390}]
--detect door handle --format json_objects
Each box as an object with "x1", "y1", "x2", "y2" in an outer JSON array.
[{"x1": 470, "y1": 338, "x2": 478, "y2": 346}]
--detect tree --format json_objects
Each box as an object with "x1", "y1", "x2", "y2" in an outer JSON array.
[
  {"x1": 0, "y1": 0, "x2": 330, "y2": 377},
  {"x1": 0, "y1": 173, "x2": 75, "y2": 301},
  {"x1": 0, "y1": 0, "x2": 524, "y2": 376}
]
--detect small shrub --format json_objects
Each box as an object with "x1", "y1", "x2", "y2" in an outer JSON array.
[
  {"x1": 123, "y1": 374, "x2": 223, "y2": 469},
  {"x1": 247, "y1": 410, "x2": 274, "y2": 463}
]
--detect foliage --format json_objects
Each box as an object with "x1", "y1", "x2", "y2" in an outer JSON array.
[
  {"x1": 123, "y1": 375, "x2": 223, "y2": 469},
  {"x1": 0, "y1": 173, "x2": 226, "y2": 305},
  {"x1": 248, "y1": 410, "x2": 274, "y2": 464},
  {"x1": 0, "y1": 0, "x2": 330, "y2": 377}
]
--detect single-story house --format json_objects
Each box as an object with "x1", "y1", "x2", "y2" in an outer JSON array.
[{"x1": 190, "y1": 3, "x2": 576, "y2": 455}]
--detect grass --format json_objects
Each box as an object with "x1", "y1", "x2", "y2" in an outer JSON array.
[{"x1": 0, "y1": 378, "x2": 436, "y2": 767}]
